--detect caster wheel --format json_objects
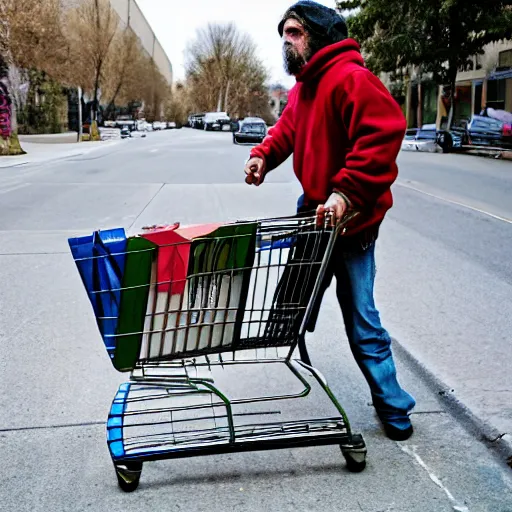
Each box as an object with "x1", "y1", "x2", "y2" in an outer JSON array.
[
  {"x1": 115, "y1": 461, "x2": 143, "y2": 492},
  {"x1": 341, "y1": 433, "x2": 367, "y2": 473},
  {"x1": 343, "y1": 450, "x2": 367, "y2": 473}
]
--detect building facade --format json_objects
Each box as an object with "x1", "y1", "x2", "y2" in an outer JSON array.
[
  {"x1": 62, "y1": 0, "x2": 172, "y2": 85},
  {"x1": 455, "y1": 41, "x2": 512, "y2": 119},
  {"x1": 385, "y1": 40, "x2": 512, "y2": 129},
  {"x1": 109, "y1": 0, "x2": 172, "y2": 84}
]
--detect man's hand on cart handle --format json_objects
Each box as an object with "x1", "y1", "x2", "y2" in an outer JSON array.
[
  {"x1": 244, "y1": 157, "x2": 267, "y2": 186},
  {"x1": 316, "y1": 192, "x2": 349, "y2": 227}
]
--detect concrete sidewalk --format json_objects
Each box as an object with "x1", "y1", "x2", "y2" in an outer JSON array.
[
  {"x1": 0, "y1": 139, "x2": 121, "y2": 168},
  {"x1": 18, "y1": 132, "x2": 79, "y2": 144},
  {"x1": 462, "y1": 147, "x2": 512, "y2": 161}
]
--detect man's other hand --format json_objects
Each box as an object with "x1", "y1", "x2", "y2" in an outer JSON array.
[
  {"x1": 316, "y1": 193, "x2": 348, "y2": 227},
  {"x1": 244, "y1": 157, "x2": 266, "y2": 186}
]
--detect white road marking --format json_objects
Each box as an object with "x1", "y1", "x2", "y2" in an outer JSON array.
[
  {"x1": 149, "y1": 148, "x2": 159, "y2": 153},
  {"x1": 399, "y1": 445, "x2": 469, "y2": 512},
  {"x1": 396, "y1": 181, "x2": 512, "y2": 224}
]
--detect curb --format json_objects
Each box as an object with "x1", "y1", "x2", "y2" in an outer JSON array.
[
  {"x1": 461, "y1": 148, "x2": 512, "y2": 161},
  {"x1": 0, "y1": 152, "x2": 82, "y2": 169},
  {"x1": 0, "y1": 140, "x2": 121, "y2": 169},
  {"x1": 392, "y1": 338, "x2": 512, "y2": 468}
]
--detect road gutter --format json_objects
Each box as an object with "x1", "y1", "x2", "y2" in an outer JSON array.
[{"x1": 392, "y1": 338, "x2": 512, "y2": 469}]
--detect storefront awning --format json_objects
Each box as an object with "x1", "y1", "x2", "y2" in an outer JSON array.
[{"x1": 488, "y1": 68, "x2": 512, "y2": 80}]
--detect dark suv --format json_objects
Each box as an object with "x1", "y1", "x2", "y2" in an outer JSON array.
[
  {"x1": 465, "y1": 115, "x2": 512, "y2": 149},
  {"x1": 233, "y1": 118, "x2": 267, "y2": 144}
]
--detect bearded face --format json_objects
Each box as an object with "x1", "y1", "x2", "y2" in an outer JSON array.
[
  {"x1": 283, "y1": 41, "x2": 308, "y2": 75},
  {"x1": 281, "y1": 18, "x2": 325, "y2": 76}
]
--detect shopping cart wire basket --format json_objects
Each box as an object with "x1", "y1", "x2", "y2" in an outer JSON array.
[{"x1": 69, "y1": 213, "x2": 367, "y2": 492}]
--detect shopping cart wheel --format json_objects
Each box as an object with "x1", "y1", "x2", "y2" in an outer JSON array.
[
  {"x1": 343, "y1": 450, "x2": 366, "y2": 472},
  {"x1": 115, "y1": 461, "x2": 143, "y2": 492},
  {"x1": 341, "y1": 434, "x2": 367, "y2": 473}
]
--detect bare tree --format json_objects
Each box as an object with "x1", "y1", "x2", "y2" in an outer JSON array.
[
  {"x1": 8, "y1": 0, "x2": 68, "y2": 79},
  {"x1": 0, "y1": 0, "x2": 68, "y2": 154},
  {"x1": 142, "y1": 59, "x2": 171, "y2": 122},
  {"x1": 102, "y1": 27, "x2": 141, "y2": 119},
  {"x1": 0, "y1": 0, "x2": 170, "y2": 151},
  {"x1": 65, "y1": 0, "x2": 119, "y2": 133},
  {"x1": 185, "y1": 23, "x2": 272, "y2": 120},
  {"x1": 163, "y1": 83, "x2": 189, "y2": 126}
]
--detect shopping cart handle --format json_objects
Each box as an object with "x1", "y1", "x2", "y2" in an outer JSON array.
[
  {"x1": 339, "y1": 210, "x2": 360, "y2": 227},
  {"x1": 330, "y1": 210, "x2": 359, "y2": 235}
]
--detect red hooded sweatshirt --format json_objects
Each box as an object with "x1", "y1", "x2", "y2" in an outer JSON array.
[{"x1": 250, "y1": 39, "x2": 406, "y2": 237}]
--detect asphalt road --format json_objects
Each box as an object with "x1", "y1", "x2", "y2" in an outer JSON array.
[{"x1": 1, "y1": 129, "x2": 511, "y2": 512}]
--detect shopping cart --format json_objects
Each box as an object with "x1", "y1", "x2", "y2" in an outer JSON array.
[{"x1": 69, "y1": 213, "x2": 367, "y2": 492}]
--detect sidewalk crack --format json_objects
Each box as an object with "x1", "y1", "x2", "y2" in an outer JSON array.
[
  {"x1": 488, "y1": 433, "x2": 509, "y2": 443},
  {"x1": 0, "y1": 421, "x2": 105, "y2": 433}
]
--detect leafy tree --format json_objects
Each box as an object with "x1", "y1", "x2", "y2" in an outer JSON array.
[{"x1": 337, "y1": 0, "x2": 512, "y2": 125}]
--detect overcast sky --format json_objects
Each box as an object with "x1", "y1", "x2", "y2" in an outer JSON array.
[{"x1": 136, "y1": 0, "x2": 335, "y2": 89}]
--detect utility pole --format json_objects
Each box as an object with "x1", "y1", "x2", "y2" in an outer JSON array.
[{"x1": 77, "y1": 86, "x2": 83, "y2": 143}]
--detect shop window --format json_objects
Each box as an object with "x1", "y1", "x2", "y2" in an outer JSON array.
[
  {"x1": 474, "y1": 83, "x2": 483, "y2": 114},
  {"x1": 486, "y1": 79, "x2": 506, "y2": 110},
  {"x1": 499, "y1": 49, "x2": 512, "y2": 68}
]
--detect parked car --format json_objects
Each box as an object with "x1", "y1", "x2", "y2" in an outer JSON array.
[
  {"x1": 402, "y1": 124, "x2": 460, "y2": 153},
  {"x1": 115, "y1": 115, "x2": 135, "y2": 131},
  {"x1": 203, "y1": 112, "x2": 231, "y2": 131},
  {"x1": 152, "y1": 121, "x2": 166, "y2": 131},
  {"x1": 120, "y1": 126, "x2": 131, "y2": 139},
  {"x1": 233, "y1": 117, "x2": 267, "y2": 145},
  {"x1": 136, "y1": 120, "x2": 151, "y2": 132},
  {"x1": 188, "y1": 113, "x2": 205, "y2": 129},
  {"x1": 465, "y1": 115, "x2": 512, "y2": 149}
]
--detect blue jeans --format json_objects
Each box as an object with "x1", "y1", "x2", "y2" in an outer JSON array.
[
  {"x1": 297, "y1": 195, "x2": 415, "y2": 428},
  {"x1": 331, "y1": 243, "x2": 416, "y2": 429}
]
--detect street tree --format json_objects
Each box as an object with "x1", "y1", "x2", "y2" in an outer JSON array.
[
  {"x1": 102, "y1": 27, "x2": 143, "y2": 120},
  {"x1": 337, "y1": 0, "x2": 512, "y2": 126},
  {"x1": 186, "y1": 23, "x2": 248, "y2": 112},
  {"x1": 0, "y1": 0, "x2": 68, "y2": 154},
  {"x1": 65, "y1": 0, "x2": 119, "y2": 135},
  {"x1": 164, "y1": 82, "x2": 191, "y2": 126},
  {"x1": 137, "y1": 57, "x2": 171, "y2": 122},
  {"x1": 185, "y1": 23, "x2": 272, "y2": 120}
]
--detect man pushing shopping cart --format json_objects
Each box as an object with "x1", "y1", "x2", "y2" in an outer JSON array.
[
  {"x1": 69, "y1": 1, "x2": 415, "y2": 493},
  {"x1": 245, "y1": 0, "x2": 415, "y2": 442}
]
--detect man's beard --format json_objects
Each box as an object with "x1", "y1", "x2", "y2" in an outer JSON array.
[
  {"x1": 283, "y1": 43, "x2": 307, "y2": 75},
  {"x1": 283, "y1": 36, "x2": 326, "y2": 76}
]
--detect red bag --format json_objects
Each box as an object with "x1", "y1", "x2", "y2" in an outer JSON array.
[{"x1": 141, "y1": 223, "x2": 222, "y2": 295}]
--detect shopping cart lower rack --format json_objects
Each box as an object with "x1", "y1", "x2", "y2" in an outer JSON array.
[{"x1": 69, "y1": 214, "x2": 367, "y2": 492}]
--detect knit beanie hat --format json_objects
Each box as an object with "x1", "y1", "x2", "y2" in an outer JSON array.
[{"x1": 278, "y1": 1, "x2": 348, "y2": 44}]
